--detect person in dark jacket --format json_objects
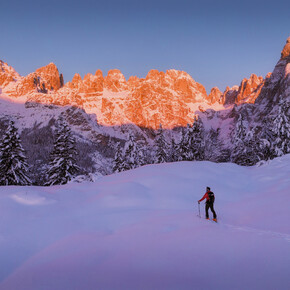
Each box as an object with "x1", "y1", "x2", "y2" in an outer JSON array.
[{"x1": 198, "y1": 186, "x2": 217, "y2": 222}]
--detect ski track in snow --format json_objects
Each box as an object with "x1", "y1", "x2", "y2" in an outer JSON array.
[{"x1": 221, "y1": 223, "x2": 290, "y2": 243}]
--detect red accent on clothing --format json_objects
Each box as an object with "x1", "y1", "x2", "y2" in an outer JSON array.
[{"x1": 199, "y1": 191, "x2": 210, "y2": 202}]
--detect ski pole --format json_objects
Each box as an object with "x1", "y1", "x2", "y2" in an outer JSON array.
[{"x1": 198, "y1": 202, "x2": 201, "y2": 218}]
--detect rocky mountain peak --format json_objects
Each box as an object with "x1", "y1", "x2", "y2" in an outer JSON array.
[
  {"x1": 0, "y1": 60, "x2": 20, "y2": 87},
  {"x1": 281, "y1": 36, "x2": 290, "y2": 59},
  {"x1": 235, "y1": 73, "x2": 264, "y2": 104},
  {"x1": 145, "y1": 69, "x2": 164, "y2": 81},
  {"x1": 72, "y1": 73, "x2": 82, "y2": 83},
  {"x1": 1, "y1": 36, "x2": 289, "y2": 129},
  {"x1": 95, "y1": 69, "x2": 103, "y2": 78},
  {"x1": 34, "y1": 63, "x2": 62, "y2": 91},
  {"x1": 208, "y1": 87, "x2": 223, "y2": 104},
  {"x1": 104, "y1": 69, "x2": 128, "y2": 92}
]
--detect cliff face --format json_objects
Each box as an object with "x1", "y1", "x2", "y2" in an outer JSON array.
[
  {"x1": 1, "y1": 36, "x2": 289, "y2": 129},
  {"x1": 255, "y1": 38, "x2": 290, "y2": 109},
  {"x1": 2, "y1": 62, "x2": 62, "y2": 97},
  {"x1": 0, "y1": 60, "x2": 20, "y2": 87},
  {"x1": 0, "y1": 63, "x2": 210, "y2": 128}
]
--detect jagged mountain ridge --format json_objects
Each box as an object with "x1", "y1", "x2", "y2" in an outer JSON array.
[
  {"x1": 0, "y1": 55, "x2": 272, "y2": 129},
  {"x1": 0, "y1": 37, "x2": 289, "y2": 182}
]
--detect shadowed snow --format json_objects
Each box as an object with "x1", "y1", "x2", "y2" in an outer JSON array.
[{"x1": 0, "y1": 155, "x2": 289, "y2": 290}]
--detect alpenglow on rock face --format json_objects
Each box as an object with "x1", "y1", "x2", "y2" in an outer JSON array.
[
  {"x1": 0, "y1": 63, "x2": 266, "y2": 128},
  {"x1": 0, "y1": 64, "x2": 211, "y2": 128},
  {"x1": 0, "y1": 60, "x2": 20, "y2": 87},
  {"x1": 1, "y1": 37, "x2": 290, "y2": 129},
  {"x1": 281, "y1": 37, "x2": 290, "y2": 59}
]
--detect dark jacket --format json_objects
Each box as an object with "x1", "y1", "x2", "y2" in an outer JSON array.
[{"x1": 199, "y1": 191, "x2": 215, "y2": 203}]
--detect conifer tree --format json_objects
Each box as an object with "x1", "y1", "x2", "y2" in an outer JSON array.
[
  {"x1": 258, "y1": 117, "x2": 276, "y2": 161},
  {"x1": 242, "y1": 128, "x2": 263, "y2": 166},
  {"x1": 231, "y1": 114, "x2": 248, "y2": 165},
  {"x1": 0, "y1": 120, "x2": 31, "y2": 185},
  {"x1": 169, "y1": 138, "x2": 179, "y2": 162},
  {"x1": 205, "y1": 128, "x2": 221, "y2": 161},
  {"x1": 135, "y1": 140, "x2": 147, "y2": 166},
  {"x1": 231, "y1": 115, "x2": 262, "y2": 166},
  {"x1": 177, "y1": 124, "x2": 191, "y2": 161},
  {"x1": 272, "y1": 99, "x2": 290, "y2": 156},
  {"x1": 112, "y1": 142, "x2": 124, "y2": 173},
  {"x1": 154, "y1": 124, "x2": 168, "y2": 163},
  {"x1": 122, "y1": 134, "x2": 138, "y2": 170},
  {"x1": 190, "y1": 116, "x2": 205, "y2": 161},
  {"x1": 45, "y1": 120, "x2": 79, "y2": 185}
]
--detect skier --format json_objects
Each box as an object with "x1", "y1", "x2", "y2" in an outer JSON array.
[{"x1": 198, "y1": 187, "x2": 217, "y2": 222}]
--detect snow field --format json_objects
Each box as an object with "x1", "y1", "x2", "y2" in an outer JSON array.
[{"x1": 0, "y1": 155, "x2": 289, "y2": 289}]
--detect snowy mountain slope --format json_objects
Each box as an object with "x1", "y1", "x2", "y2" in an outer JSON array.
[
  {"x1": 0, "y1": 36, "x2": 289, "y2": 181},
  {"x1": 0, "y1": 156, "x2": 289, "y2": 290}
]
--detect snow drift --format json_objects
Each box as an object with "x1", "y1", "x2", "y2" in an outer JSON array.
[{"x1": 0, "y1": 156, "x2": 289, "y2": 290}]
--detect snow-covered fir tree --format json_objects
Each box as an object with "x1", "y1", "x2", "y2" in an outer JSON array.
[
  {"x1": 176, "y1": 124, "x2": 191, "y2": 161},
  {"x1": 231, "y1": 114, "x2": 248, "y2": 165},
  {"x1": 135, "y1": 140, "x2": 147, "y2": 166},
  {"x1": 204, "y1": 128, "x2": 229, "y2": 162},
  {"x1": 169, "y1": 137, "x2": 179, "y2": 162},
  {"x1": 175, "y1": 117, "x2": 205, "y2": 162},
  {"x1": 0, "y1": 120, "x2": 31, "y2": 185},
  {"x1": 112, "y1": 142, "x2": 124, "y2": 173},
  {"x1": 258, "y1": 117, "x2": 276, "y2": 161},
  {"x1": 189, "y1": 116, "x2": 205, "y2": 161},
  {"x1": 122, "y1": 134, "x2": 139, "y2": 170},
  {"x1": 153, "y1": 124, "x2": 168, "y2": 163},
  {"x1": 233, "y1": 113, "x2": 247, "y2": 142},
  {"x1": 242, "y1": 128, "x2": 263, "y2": 166},
  {"x1": 230, "y1": 114, "x2": 263, "y2": 166},
  {"x1": 272, "y1": 99, "x2": 290, "y2": 157},
  {"x1": 45, "y1": 120, "x2": 79, "y2": 185}
]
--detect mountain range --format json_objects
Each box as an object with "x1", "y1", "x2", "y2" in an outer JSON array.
[{"x1": 0, "y1": 36, "x2": 289, "y2": 181}]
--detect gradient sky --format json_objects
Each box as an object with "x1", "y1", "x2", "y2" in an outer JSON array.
[{"x1": 1, "y1": 0, "x2": 289, "y2": 93}]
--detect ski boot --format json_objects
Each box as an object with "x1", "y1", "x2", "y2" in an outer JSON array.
[{"x1": 213, "y1": 218, "x2": 217, "y2": 223}]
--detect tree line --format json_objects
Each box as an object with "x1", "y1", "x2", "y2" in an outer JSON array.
[
  {"x1": 113, "y1": 99, "x2": 290, "y2": 172},
  {"x1": 0, "y1": 119, "x2": 79, "y2": 186},
  {"x1": 0, "y1": 99, "x2": 289, "y2": 185}
]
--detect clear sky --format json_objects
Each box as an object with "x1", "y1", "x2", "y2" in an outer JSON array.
[{"x1": 1, "y1": 0, "x2": 289, "y2": 93}]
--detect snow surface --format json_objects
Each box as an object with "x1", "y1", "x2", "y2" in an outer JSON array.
[{"x1": 0, "y1": 156, "x2": 289, "y2": 290}]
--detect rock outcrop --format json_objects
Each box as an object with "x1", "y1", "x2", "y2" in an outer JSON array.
[
  {"x1": 281, "y1": 37, "x2": 290, "y2": 59},
  {"x1": 235, "y1": 74, "x2": 264, "y2": 104},
  {"x1": 208, "y1": 87, "x2": 223, "y2": 104},
  {"x1": 1, "y1": 36, "x2": 290, "y2": 129},
  {"x1": 1, "y1": 62, "x2": 63, "y2": 97},
  {"x1": 0, "y1": 60, "x2": 20, "y2": 87},
  {"x1": 104, "y1": 69, "x2": 128, "y2": 92}
]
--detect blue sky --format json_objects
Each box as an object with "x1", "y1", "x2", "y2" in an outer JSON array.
[{"x1": 1, "y1": 0, "x2": 289, "y2": 92}]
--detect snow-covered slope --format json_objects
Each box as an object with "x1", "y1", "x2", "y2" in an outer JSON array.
[{"x1": 0, "y1": 156, "x2": 289, "y2": 290}]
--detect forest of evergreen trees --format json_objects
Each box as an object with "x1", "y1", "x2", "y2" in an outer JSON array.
[
  {"x1": 0, "y1": 100, "x2": 289, "y2": 185},
  {"x1": 113, "y1": 100, "x2": 290, "y2": 172}
]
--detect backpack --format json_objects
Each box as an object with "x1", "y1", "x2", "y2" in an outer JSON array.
[{"x1": 208, "y1": 191, "x2": 215, "y2": 203}]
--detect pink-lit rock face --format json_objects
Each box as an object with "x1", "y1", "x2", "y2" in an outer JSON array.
[
  {"x1": 34, "y1": 63, "x2": 62, "y2": 91},
  {"x1": 5, "y1": 56, "x2": 285, "y2": 129},
  {"x1": 215, "y1": 74, "x2": 265, "y2": 106},
  {"x1": 281, "y1": 37, "x2": 290, "y2": 59},
  {"x1": 104, "y1": 69, "x2": 128, "y2": 92},
  {"x1": 0, "y1": 60, "x2": 20, "y2": 87},
  {"x1": 66, "y1": 71, "x2": 104, "y2": 94},
  {"x1": 0, "y1": 61, "x2": 266, "y2": 129},
  {"x1": 208, "y1": 87, "x2": 223, "y2": 104},
  {"x1": 1, "y1": 63, "x2": 62, "y2": 97},
  {"x1": 235, "y1": 74, "x2": 264, "y2": 104}
]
